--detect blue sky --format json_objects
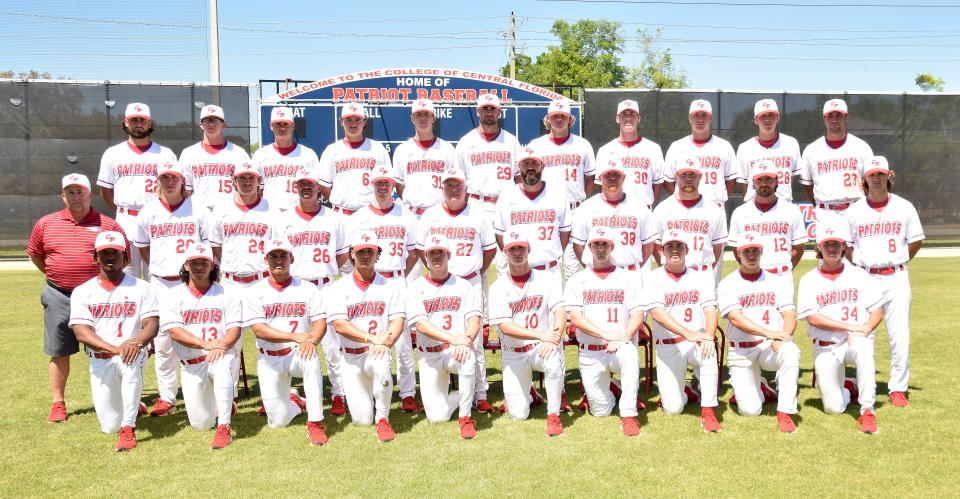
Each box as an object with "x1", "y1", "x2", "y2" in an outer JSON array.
[{"x1": 3, "y1": 0, "x2": 959, "y2": 92}]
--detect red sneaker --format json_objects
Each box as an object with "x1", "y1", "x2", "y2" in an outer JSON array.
[
  {"x1": 47, "y1": 401, "x2": 67, "y2": 423},
  {"x1": 530, "y1": 387, "x2": 544, "y2": 407},
  {"x1": 376, "y1": 418, "x2": 396, "y2": 443},
  {"x1": 149, "y1": 398, "x2": 175, "y2": 417},
  {"x1": 330, "y1": 395, "x2": 347, "y2": 415},
  {"x1": 138, "y1": 402, "x2": 148, "y2": 416},
  {"x1": 621, "y1": 416, "x2": 641, "y2": 437},
  {"x1": 458, "y1": 416, "x2": 477, "y2": 440},
  {"x1": 843, "y1": 378, "x2": 859, "y2": 405},
  {"x1": 776, "y1": 411, "x2": 797, "y2": 433},
  {"x1": 859, "y1": 410, "x2": 879, "y2": 434},
  {"x1": 890, "y1": 391, "x2": 910, "y2": 408},
  {"x1": 289, "y1": 390, "x2": 306, "y2": 412},
  {"x1": 684, "y1": 384, "x2": 701, "y2": 405},
  {"x1": 115, "y1": 426, "x2": 136, "y2": 452},
  {"x1": 760, "y1": 379, "x2": 778, "y2": 404},
  {"x1": 307, "y1": 421, "x2": 328, "y2": 446},
  {"x1": 546, "y1": 413, "x2": 564, "y2": 437},
  {"x1": 211, "y1": 424, "x2": 232, "y2": 449},
  {"x1": 257, "y1": 401, "x2": 267, "y2": 416},
  {"x1": 559, "y1": 391, "x2": 573, "y2": 413},
  {"x1": 700, "y1": 407, "x2": 721, "y2": 432},
  {"x1": 577, "y1": 396, "x2": 590, "y2": 412},
  {"x1": 475, "y1": 399, "x2": 495, "y2": 414},
  {"x1": 401, "y1": 396, "x2": 419, "y2": 413}
]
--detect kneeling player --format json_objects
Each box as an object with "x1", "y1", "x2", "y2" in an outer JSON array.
[
  {"x1": 489, "y1": 231, "x2": 567, "y2": 436},
  {"x1": 407, "y1": 234, "x2": 480, "y2": 439},
  {"x1": 643, "y1": 229, "x2": 721, "y2": 432},
  {"x1": 565, "y1": 228, "x2": 644, "y2": 437},
  {"x1": 69, "y1": 232, "x2": 159, "y2": 451},
  {"x1": 327, "y1": 230, "x2": 407, "y2": 443},
  {"x1": 798, "y1": 218, "x2": 884, "y2": 434},
  {"x1": 161, "y1": 244, "x2": 241, "y2": 448},
  {"x1": 245, "y1": 239, "x2": 328, "y2": 445},
  {"x1": 718, "y1": 232, "x2": 800, "y2": 433}
]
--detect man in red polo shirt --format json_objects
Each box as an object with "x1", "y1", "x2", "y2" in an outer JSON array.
[{"x1": 28, "y1": 173, "x2": 124, "y2": 423}]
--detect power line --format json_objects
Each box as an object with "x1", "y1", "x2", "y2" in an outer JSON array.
[
  {"x1": 524, "y1": 15, "x2": 960, "y2": 33},
  {"x1": 536, "y1": 0, "x2": 960, "y2": 7},
  {"x1": 220, "y1": 15, "x2": 509, "y2": 25}
]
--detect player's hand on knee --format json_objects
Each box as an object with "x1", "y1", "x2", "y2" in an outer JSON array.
[
  {"x1": 204, "y1": 339, "x2": 227, "y2": 352},
  {"x1": 767, "y1": 329, "x2": 792, "y2": 342},
  {"x1": 605, "y1": 340, "x2": 623, "y2": 354},
  {"x1": 452, "y1": 345, "x2": 470, "y2": 363},
  {"x1": 536, "y1": 341, "x2": 559, "y2": 359},
  {"x1": 369, "y1": 334, "x2": 388, "y2": 346},
  {"x1": 207, "y1": 346, "x2": 225, "y2": 363},
  {"x1": 697, "y1": 339, "x2": 716, "y2": 359},
  {"x1": 771, "y1": 339, "x2": 782, "y2": 353},
  {"x1": 297, "y1": 341, "x2": 317, "y2": 359},
  {"x1": 449, "y1": 335, "x2": 470, "y2": 347},
  {"x1": 370, "y1": 344, "x2": 390, "y2": 359},
  {"x1": 118, "y1": 339, "x2": 143, "y2": 364}
]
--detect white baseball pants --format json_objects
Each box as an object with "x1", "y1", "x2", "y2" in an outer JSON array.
[
  {"x1": 89, "y1": 350, "x2": 147, "y2": 433},
  {"x1": 871, "y1": 270, "x2": 912, "y2": 393},
  {"x1": 502, "y1": 345, "x2": 564, "y2": 420},
  {"x1": 115, "y1": 210, "x2": 146, "y2": 279},
  {"x1": 149, "y1": 277, "x2": 181, "y2": 405},
  {"x1": 579, "y1": 343, "x2": 640, "y2": 418},
  {"x1": 465, "y1": 273, "x2": 489, "y2": 400},
  {"x1": 418, "y1": 348, "x2": 476, "y2": 423},
  {"x1": 341, "y1": 350, "x2": 394, "y2": 425},
  {"x1": 814, "y1": 336, "x2": 876, "y2": 414},
  {"x1": 180, "y1": 352, "x2": 238, "y2": 430},
  {"x1": 656, "y1": 340, "x2": 719, "y2": 415},
  {"x1": 258, "y1": 348, "x2": 324, "y2": 428},
  {"x1": 727, "y1": 341, "x2": 800, "y2": 416}
]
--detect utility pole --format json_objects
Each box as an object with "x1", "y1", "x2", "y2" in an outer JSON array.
[
  {"x1": 509, "y1": 12, "x2": 516, "y2": 80},
  {"x1": 209, "y1": 0, "x2": 221, "y2": 103}
]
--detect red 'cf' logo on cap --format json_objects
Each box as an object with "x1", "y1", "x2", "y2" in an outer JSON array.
[
  {"x1": 134, "y1": 105, "x2": 142, "y2": 112},
  {"x1": 198, "y1": 247, "x2": 206, "y2": 253},
  {"x1": 105, "y1": 234, "x2": 115, "y2": 241},
  {"x1": 763, "y1": 102, "x2": 771, "y2": 108},
  {"x1": 362, "y1": 234, "x2": 370, "y2": 242},
  {"x1": 745, "y1": 234, "x2": 755, "y2": 241},
  {"x1": 277, "y1": 110, "x2": 285, "y2": 116}
]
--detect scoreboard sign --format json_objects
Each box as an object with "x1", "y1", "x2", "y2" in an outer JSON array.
[{"x1": 259, "y1": 68, "x2": 580, "y2": 155}]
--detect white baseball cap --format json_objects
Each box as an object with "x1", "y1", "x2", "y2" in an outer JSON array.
[
  {"x1": 689, "y1": 99, "x2": 713, "y2": 115},
  {"x1": 587, "y1": 226, "x2": 615, "y2": 246},
  {"x1": 815, "y1": 215, "x2": 850, "y2": 246},
  {"x1": 95, "y1": 231, "x2": 127, "y2": 252},
  {"x1": 547, "y1": 99, "x2": 571, "y2": 116},
  {"x1": 502, "y1": 231, "x2": 530, "y2": 251},
  {"x1": 233, "y1": 161, "x2": 260, "y2": 178},
  {"x1": 735, "y1": 231, "x2": 764, "y2": 251},
  {"x1": 184, "y1": 243, "x2": 214, "y2": 263},
  {"x1": 617, "y1": 99, "x2": 640, "y2": 116},
  {"x1": 264, "y1": 238, "x2": 293, "y2": 256},
  {"x1": 351, "y1": 229, "x2": 380, "y2": 251},
  {"x1": 675, "y1": 156, "x2": 702, "y2": 176},
  {"x1": 596, "y1": 160, "x2": 625, "y2": 179},
  {"x1": 61, "y1": 173, "x2": 90, "y2": 191},
  {"x1": 370, "y1": 165, "x2": 396, "y2": 184},
  {"x1": 661, "y1": 229, "x2": 689, "y2": 247},
  {"x1": 477, "y1": 93, "x2": 501, "y2": 109},
  {"x1": 864, "y1": 156, "x2": 891, "y2": 176},
  {"x1": 124, "y1": 103, "x2": 151, "y2": 120},
  {"x1": 411, "y1": 98, "x2": 435, "y2": 116},
  {"x1": 440, "y1": 168, "x2": 466, "y2": 184},
  {"x1": 200, "y1": 104, "x2": 225, "y2": 121},
  {"x1": 517, "y1": 146, "x2": 543, "y2": 164},
  {"x1": 751, "y1": 160, "x2": 778, "y2": 181},
  {"x1": 293, "y1": 168, "x2": 319, "y2": 185},
  {"x1": 423, "y1": 234, "x2": 451, "y2": 253},
  {"x1": 754, "y1": 99, "x2": 779, "y2": 116},
  {"x1": 341, "y1": 102, "x2": 366, "y2": 120},
  {"x1": 157, "y1": 160, "x2": 184, "y2": 178},
  {"x1": 270, "y1": 106, "x2": 295, "y2": 124},
  {"x1": 823, "y1": 98, "x2": 848, "y2": 116}
]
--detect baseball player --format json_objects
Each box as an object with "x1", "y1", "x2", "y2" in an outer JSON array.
[
  {"x1": 798, "y1": 217, "x2": 885, "y2": 434},
  {"x1": 179, "y1": 104, "x2": 251, "y2": 211},
  {"x1": 652, "y1": 157, "x2": 728, "y2": 284},
  {"x1": 846, "y1": 156, "x2": 924, "y2": 407},
  {"x1": 318, "y1": 102, "x2": 392, "y2": 215},
  {"x1": 244, "y1": 239, "x2": 329, "y2": 445},
  {"x1": 160, "y1": 243, "x2": 241, "y2": 448},
  {"x1": 97, "y1": 102, "x2": 178, "y2": 277},
  {"x1": 718, "y1": 231, "x2": 800, "y2": 433},
  {"x1": 488, "y1": 231, "x2": 567, "y2": 436},
  {"x1": 728, "y1": 160, "x2": 807, "y2": 281},
  {"x1": 134, "y1": 160, "x2": 211, "y2": 417},
  {"x1": 735, "y1": 99, "x2": 801, "y2": 202},
  {"x1": 68, "y1": 231, "x2": 159, "y2": 451},
  {"x1": 642, "y1": 229, "x2": 721, "y2": 432},
  {"x1": 393, "y1": 98, "x2": 456, "y2": 217},
  {"x1": 663, "y1": 99, "x2": 739, "y2": 207},
  {"x1": 594, "y1": 99, "x2": 665, "y2": 209},
  {"x1": 327, "y1": 230, "x2": 407, "y2": 443},
  {"x1": 416, "y1": 167, "x2": 497, "y2": 413},
  {"x1": 564, "y1": 227, "x2": 644, "y2": 437},
  {"x1": 407, "y1": 234, "x2": 481, "y2": 439},
  {"x1": 527, "y1": 99, "x2": 596, "y2": 279},
  {"x1": 252, "y1": 106, "x2": 321, "y2": 211},
  {"x1": 350, "y1": 165, "x2": 419, "y2": 411},
  {"x1": 800, "y1": 98, "x2": 874, "y2": 214},
  {"x1": 282, "y1": 168, "x2": 350, "y2": 416}
]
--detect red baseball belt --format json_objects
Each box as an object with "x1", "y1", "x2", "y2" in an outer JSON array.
[
  {"x1": 181, "y1": 355, "x2": 207, "y2": 365},
  {"x1": 117, "y1": 207, "x2": 140, "y2": 216},
  {"x1": 688, "y1": 265, "x2": 710, "y2": 271},
  {"x1": 579, "y1": 343, "x2": 607, "y2": 351},
  {"x1": 511, "y1": 344, "x2": 536, "y2": 353},
  {"x1": 418, "y1": 343, "x2": 450, "y2": 353},
  {"x1": 89, "y1": 351, "x2": 115, "y2": 359},
  {"x1": 655, "y1": 337, "x2": 687, "y2": 345},
  {"x1": 154, "y1": 274, "x2": 181, "y2": 282},
  {"x1": 333, "y1": 206, "x2": 356, "y2": 215},
  {"x1": 308, "y1": 276, "x2": 332, "y2": 286},
  {"x1": 814, "y1": 339, "x2": 836, "y2": 347},
  {"x1": 469, "y1": 193, "x2": 498, "y2": 203},
  {"x1": 410, "y1": 206, "x2": 428, "y2": 215},
  {"x1": 619, "y1": 264, "x2": 639, "y2": 271},
  {"x1": 818, "y1": 202, "x2": 850, "y2": 211},
  {"x1": 225, "y1": 271, "x2": 269, "y2": 283},
  {"x1": 259, "y1": 347, "x2": 293, "y2": 357},
  {"x1": 459, "y1": 271, "x2": 480, "y2": 280},
  {"x1": 765, "y1": 265, "x2": 790, "y2": 274},
  {"x1": 868, "y1": 264, "x2": 904, "y2": 275},
  {"x1": 531, "y1": 261, "x2": 558, "y2": 271},
  {"x1": 730, "y1": 340, "x2": 763, "y2": 349},
  {"x1": 342, "y1": 346, "x2": 370, "y2": 355},
  {"x1": 379, "y1": 270, "x2": 404, "y2": 279}
]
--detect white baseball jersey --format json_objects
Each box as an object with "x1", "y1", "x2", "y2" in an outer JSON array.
[
  {"x1": 97, "y1": 141, "x2": 178, "y2": 210},
  {"x1": 527, "y1": 134, "x2": 597, "y2": 203},
  {"x1": 133, "y1": 197, "x2": 211, "y2": 277},
  {"x1": 318, "y1": 138, "x2": 392, "y2": 211},
  {"x1": 798, "y1": 265, "x2": 884, "y2": 343},
  {"x1": 570, "y1": 194, "x2": 659, "y2": 268},
  {"x1": 595, "y1": 137, "x2": 665, "y2": 208},
  {"x1": 718, "y1": 270, "x2": 795, "y2": 343},
  {"x1": 799, "y1": 134, "x2": 874, "y2": 205},
  {"x1": 251, "y1": 143, "x2": 321, "y2": 210},
  {"x1": 179, "y1": 141, "x2": 251, "y2": 210},
  {"x1": 728, "y1": 200, "x2": 807, "y2": 271},
  {"x1": 846, "y1": 194, "x2": 925, "y2": 268},
  {"x1": 416, "y1": 201, "x2": 497, "y2": 277},
  {"x1": 209, "y1": 197, "x2": 281, "y2": 275},
  {"x1": 488, "y1": 270, "x2": 564, "y2": 350},
  {"x1": 664, "y1": 135, "x2": 739, "y2": 204},
  {"x1": 455, "y1": 128, "x2": 520, "y2": 198},
  {"x1": 242, "y1": 277, "x2": 325, "y2": 351},
  {"x1": 642, "y1": 266, "x2": 717, "y2": 340},
  {"x1": 351, "y1": 204, "x2": 417, "y2": 273},
  {"x1": 564, "y1": 267, "x2": 644, "y2": 346},
  {"x1": 736, "y1": 134, "x2": 801, "y2": 202},
  {"x1": 494, "y1": 185, "x2": 571, "y2": 266},
  {"x1": 282, "y1": 205, "x2": 349, "y2": 281},
  {"x1": 326, "y1": 273, "x2": 406, "y2": 350},
  {"x1": 393, "y1": 138, "x2": 457, "y2": 210},
  {"x1": 159, "y1": 282, "x2": 242, "y2": 360},
  {"x1": 406, "y1": 274, "x2": 482, "y2": 349},
  {"x1": 68, "y1": 274, "x2": 160, "y2": 347},
  {"x1": 653, "y1": 196, "x2": 728, "y2": 268}
]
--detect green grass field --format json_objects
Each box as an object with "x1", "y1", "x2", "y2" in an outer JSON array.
[{"x1": 2, "y1": 259, "x2": 959, "y2": 497}]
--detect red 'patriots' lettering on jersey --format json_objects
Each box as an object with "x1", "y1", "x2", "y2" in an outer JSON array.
[
  {"x1": 191, "y1": 163, "x2": 235, "y2": 177},
  {"x1": 287, "y1": 231, "x2": 332, "y2": 246},
  {"x1": 403, "y1": 159, "x2": 447, "y2": 174},
  {"x1": 88, "y1": 302, "x2": 137, "y2": 318},
  {"x1": 149, "y1": 223, "x2": 197, "y2": 238},
  {"x1": 334, "y1": 158, "x2": 376, "y2": 173},
  {"x1": 665, "y1": 290, "x2": 701, "y2": 306},
  {"x1": 372, "y1": 226, "x2": 406, "y2": 239},
  {"x1": 622, "y1": 156, "x2": 651, "y2": 168},
  {"x1": 422, "y1": 296, "x2": 463, "y2": 313},
  {"x1": 115, "y1": 164, "x2": 159, "y2": 176},
  {"x1": 347, "y1": 301, "x2": 387, "y2": 319},
  {"x1": 427, "y1": 226, "x2": 478, "y2": 240},
  {"x1": 262, "y1": 302, "x2": 307, "y2": 318},
  {"x1": 541, "y1": 154, "x2": 583, "y2": 167},
  {"x1": 738, "y1": 292, "x2": 777, "y2": 308},
  {"x1": 181, "y1": 308, "x2": 224, "y2": 324},
  {"x1": 665, "y1": 219, "x2": 710, "y2": 234},
  {"x1": 508, "y1": 296, "x2": 544, "y2": 315},
  {"x1": 816, "y1": 158, "x2": 859, "y2": 174},
  {"x1": 698, "y1": 156, "x2": 722, "y2": 169},
  {"x1": 261, "y1": 164, "x2": 301, "y2": 178},
  {"x1": 856, "y1": 222, "x2": 903, "y2": 237},
  {"x1": 816, "y1": 289, "x2": 859, "y2": 307},
  {"x1": 223, "y1": 222, "x2": 268, "y2": 237},
  {"x1": 469, "y1": 151, "x2": 512, "y2": 165},
  {"x1": 741, "y1": 222, "x2": 790, "y2": 235},
  {"x1": 582, "y1": 289, "x2": 625, "y2": 305},
  {"x1": 510, "y1": 210, "x2": 557, "y2": 225},
  {"x1": 589, "y1": 215, "x2": 638, "y2": 229}
]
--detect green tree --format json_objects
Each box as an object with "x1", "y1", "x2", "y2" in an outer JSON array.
[
  {"x1": 915, "y1": 73, "x2": 945, "y2": 92},
  {"x1": 0, "y1": 70, "x2": 58, "y2": 79},
  {"x1": 628, "y1": 28, "x2": 687, "y2": 89}
]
